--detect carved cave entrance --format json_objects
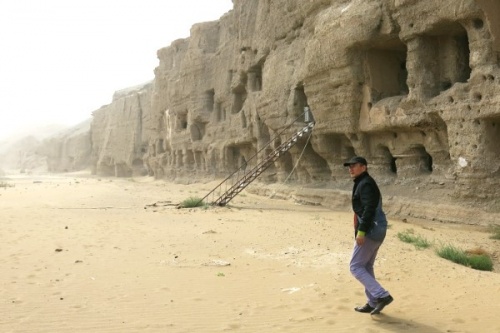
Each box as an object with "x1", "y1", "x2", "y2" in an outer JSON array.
[
  {"x1": 482, "y1": 116, "x2": 500, "y2": 170},
  {"x1": 215, "y1": 102, "x2": 226, "y2": 122},
  {"x1": 177, "y1": 112, "x2": 188, "y2": 130},
  {"x1": 190, "y1": 122, "x2": 206, "y2": 141},
  {"x1": 365, "y1": 39, "x2": 409, "y2": 104},
  {"x1": 232, "y1": 73, "x2": 247, "y2": 114},
  {"x1": 422, "y1": 22, "x2": 471, "y2": 98},
  {"x1": 248, "y1": 63, "x2": 263, "y2": 92},
  {"x1": 204, "y1": 89, "x2": 215, "y2": 112},
  {"x1": 394, "y1": 145, "x2": 433, "y2": 177},
  {"x1": 374, "y1": 145, "x2": 398, "y2": 175},
  {"x1": 293, "y1": 84, "x2": 308, "y2": 119}
]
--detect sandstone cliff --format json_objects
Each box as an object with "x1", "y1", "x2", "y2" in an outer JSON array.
[
  {"x1": 39, "y1": 119, "x2": 92, "y2": 173},
  {"x1": 91, "y1": 82, "x2": 153, "y2": 177},
  {"x1": 50, "y1": 0, "x2": 500, "y2": 223}
]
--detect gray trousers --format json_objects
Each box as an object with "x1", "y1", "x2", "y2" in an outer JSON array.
[{"x1": 349, "y1": 237, "x2": 390, "y2": 307}]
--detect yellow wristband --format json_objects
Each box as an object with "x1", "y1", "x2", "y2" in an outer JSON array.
[{"x1": 357, "y1": 231, "x2": 366, "y2": 236}]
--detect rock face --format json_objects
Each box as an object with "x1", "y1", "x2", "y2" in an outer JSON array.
[
  {"x1": 39, "y1": 119, "x2": 92, "y2": 173},
  {"x1": 0, "y1": 136, "x2": 47, "y2": 173},
  {"x1": 91, "y1": 83, "x2": 153, "y2": 177},
  {"x1": 49, "y1": 0, "x2": 500, "y2": 221}
]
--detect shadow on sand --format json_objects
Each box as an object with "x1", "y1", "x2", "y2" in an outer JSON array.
[{"x1": 371, "y1": 314, "x2": 444, "y2": 333}]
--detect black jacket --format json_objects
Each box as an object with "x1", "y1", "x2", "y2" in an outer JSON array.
[{"x1": 352, "y1": 171, "x2": 381, "y2": 236}]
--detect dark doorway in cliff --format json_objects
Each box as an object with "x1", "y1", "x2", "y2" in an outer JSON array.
[
  {"x1": 190, "y1": 122, "x2": 206, "y2": 141},
  {"x1": 376, "y1": 145, "x2": 398, "y2": 174},
  {"x1": 215, "y1": 102, "x2": 226, "y2": 122},
  {"x1": 423, "y1": 22, "x2": 471, "y2": 97},
  {"x1": 412, "y1": 146, "x2": 433, "y2": 173},
  {"x1": 205, "y1": 89, "x2": 215, "y2": 112},
  {"x1": 232, "y1": 73, "x2": 247, "y2": 114},
  {"x1": 232, "y1": 92, "x2": 247, "y2": 114},
  {"x1": 293, "y1": 84, "x2": 308, "y2": 119},
  {"x1": 390, "y1": 158, "x2": 397, "y2": 173},
  {"x1": 177, "y1": 112, "x2": 188, "y2": 130},
  {"x1": 482, "y1": 116, "x2": 500, "y2": 164},
  {"x1": 249, "y1": 63, "x2": 263, "y2": 92},
  {"x1": 241, "y1": 111, "x2": 247, "y2": 128},
  {"x1": 365, "y1": 40, "x2": 408, "y2": 103}
]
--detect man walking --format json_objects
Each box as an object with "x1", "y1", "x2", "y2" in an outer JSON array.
[{"x1": 343, "y1": 156, "x2": 393, "y2": 315}]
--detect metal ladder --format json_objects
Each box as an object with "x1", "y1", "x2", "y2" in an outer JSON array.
[{"x1": 200, "y1": 108, "x2": 315, "y2": 207}]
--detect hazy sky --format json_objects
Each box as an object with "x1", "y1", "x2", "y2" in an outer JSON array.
[{"x1": 0, "y1": 0, "x2": 233, "y2": 140}]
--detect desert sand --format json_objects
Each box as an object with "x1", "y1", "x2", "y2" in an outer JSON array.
[{"x1": 0, "y1": 173, "x2": 499, "y2": 333}]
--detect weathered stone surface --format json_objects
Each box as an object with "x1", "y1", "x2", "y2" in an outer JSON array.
[
  {"x1": 144, "y1": 0, "x2": 499, "y2": 200},
  {"x1": 0, "y1": 136, "x2": 46, "y2": 173},
  {"x1": 39, "y1": 119, "x2": 92, "y2": 173},
  {"x1": 91, "y1": 83, "x2": 153, "y2": 177},
  {"x1": 40, "y1": 0, "x2": 500, "y2": 223}
]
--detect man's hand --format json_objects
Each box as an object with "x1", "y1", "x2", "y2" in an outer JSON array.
[{"x1": 356, "y1": 234, "x2": 366, "y2": 246}]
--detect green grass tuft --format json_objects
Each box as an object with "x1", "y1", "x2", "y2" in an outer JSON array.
[
  {"x1": 436, "y1": 245, "x2": 493, "y2": 271},
  {"x1": 179, "y1": 197, "x2": 206, "y2": 208},
  {"x1": 466, "y1": 254, "x2": 493, "y2": 271},
  {"x1": 397, "y1": 229, "x2": 431, "y2": 249},
  {"x1": 436, "y1": 244, "x2": 469, "y2": 266}
]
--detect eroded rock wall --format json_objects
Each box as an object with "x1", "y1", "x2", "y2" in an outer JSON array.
[
  {"x1": 91, "y1": 83, "x2": 153, "y2": 177},
  {"x1": 143, "y1": 0, "x2": 499, "y2": 204},
  {"x1": 79, "y1": 0, "x2": 500, "y2": 221},
  {"x1": 40, "y1": 120, "x2": 92, "y2": 173}
]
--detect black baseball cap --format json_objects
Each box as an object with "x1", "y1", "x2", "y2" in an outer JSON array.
[{"x1": 343, "y1": 156, "x2": 367, "y2": 166}]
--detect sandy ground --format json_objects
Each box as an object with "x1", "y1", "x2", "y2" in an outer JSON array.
[{"x1": 0, "y1": 173, "x2": 499, "y2": 333}]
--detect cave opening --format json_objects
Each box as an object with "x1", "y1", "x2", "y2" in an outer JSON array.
[
  {"x1": 177, "y1": 112, "x2": 188, "y2": 130},
  {"x1": 293, "y1": 84, "x2": 308, "y2": 119},
  {"x1": 365, "y1": 39, "x2": 408, "y2": 103},
  {"x1": 483, "y1": 116, "x2": 500, "y2": 162},
  {"x1": 249, "y1": 63, "x2": 263, "y2": 92},
  {"x1": 423, "y1": 21, "x2": 471, "y2": 97},
  {"x1": 205, "y1": 89, "x2": 215, "y2": 112},
  {"x1": 232, "y1": 73, "x2": 247, "y2": 114},
  {"x1": 190, "y1": 122, "x2": 206, "y2": 141}
]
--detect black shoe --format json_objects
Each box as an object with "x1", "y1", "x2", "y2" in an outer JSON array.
[
  {"x1": 354, "y1": 303, "x2": 375, "y2": 313},
  {"x1": 371, "y1": 295, "x2": 393, "y2": 315}
]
